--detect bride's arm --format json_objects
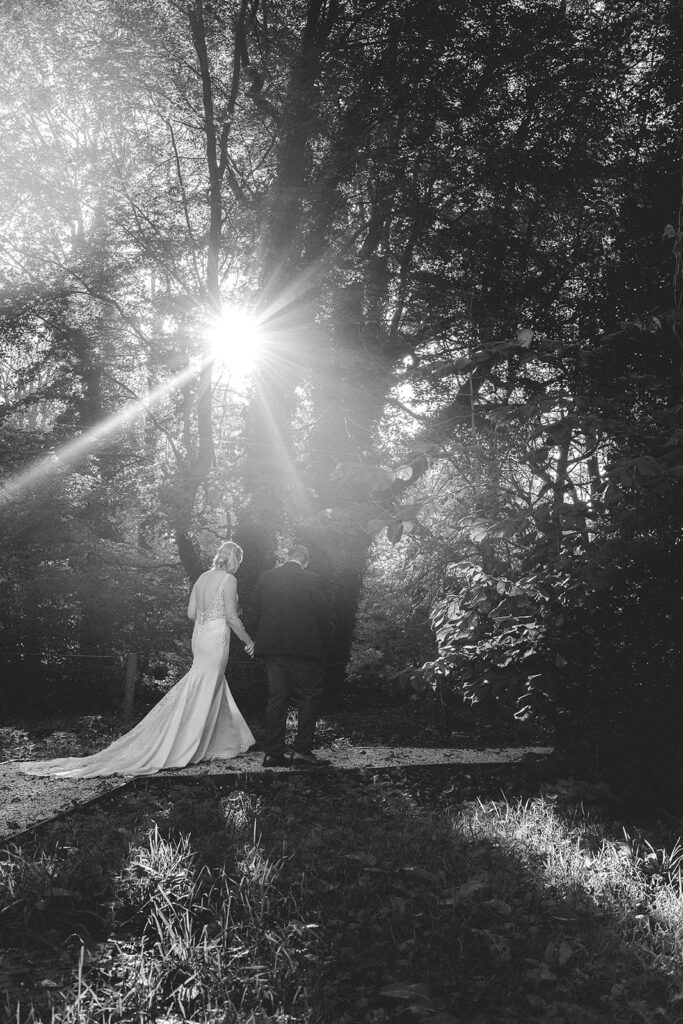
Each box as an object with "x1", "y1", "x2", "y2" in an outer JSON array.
[
  {"x1": 223, "y1": 575, "x2": 254, "y2": 650},
  {"x1": 187, "y1": 583, "x2": 197, "y2": 621}
]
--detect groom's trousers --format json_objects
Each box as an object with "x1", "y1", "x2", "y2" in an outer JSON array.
[{"x1": 264, "y1": 657, "x2": 323, "y2": 756}]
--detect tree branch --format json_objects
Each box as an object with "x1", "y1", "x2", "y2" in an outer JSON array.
[{"x1": 167, "y1": 119, "x2": 204, "y2": 290}]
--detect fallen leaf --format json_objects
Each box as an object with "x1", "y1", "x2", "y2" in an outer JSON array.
[
  {"x1": 525, "y1": 965, "x2": 557, "y2": 983},
  {"x1": 455, "y1": 879, "x2": 487, "y2": 899},
  {"x1": 379, "y1": 982, "x2": 431, "y2": 1003},
  {"x1": 343, "y1": 852, "x2": 377, "y2": 866}
]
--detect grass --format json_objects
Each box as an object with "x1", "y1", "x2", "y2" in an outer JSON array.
[{"x1": 3, "y1": 768, "x2": 683, "y2": 1023}]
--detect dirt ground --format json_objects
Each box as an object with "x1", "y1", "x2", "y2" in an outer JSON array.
[
  {"x1": 0, "y1": 697, "x2": 553, "y2": 841},
  {"x1": 0, "y1": 740, "x2": 552, "y2": 840}
]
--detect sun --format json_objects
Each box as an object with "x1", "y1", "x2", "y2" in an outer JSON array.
[{"x1": 206, "y1": 307, "x2": 261, "y2": 378}]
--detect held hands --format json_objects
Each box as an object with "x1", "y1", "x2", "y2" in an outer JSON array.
[{"x1": 245, "y1": 641, "x2": 255, "y2": 658}]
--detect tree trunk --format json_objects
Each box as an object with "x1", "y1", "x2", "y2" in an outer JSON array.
[
  {"x1": 238, "y1": 0, "x2": 340, "y2": 575},
  {"x1": 173, "y1": 0, "x2": 248, "y2": 580}
]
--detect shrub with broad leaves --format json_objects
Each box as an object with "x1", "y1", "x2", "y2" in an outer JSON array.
[{"x1": 414, "y1": 562, "x2": 585, "y2": 724}]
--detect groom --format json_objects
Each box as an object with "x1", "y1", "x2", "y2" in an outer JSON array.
[{"x1": 252, "y1": 544, "x2": 331, "y2": 768}]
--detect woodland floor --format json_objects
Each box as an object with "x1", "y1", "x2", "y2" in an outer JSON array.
[
  {"x1": 3, "y1": 695, "x2": 683, "y2": 1022},
  {"x1": 0, "y1": 695, "x2": 552, "y2": 840}
]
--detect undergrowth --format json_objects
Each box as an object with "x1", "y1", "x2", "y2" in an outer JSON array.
[{"x1": 3, "y1": 773, "x2": 683, "y2": 1023}]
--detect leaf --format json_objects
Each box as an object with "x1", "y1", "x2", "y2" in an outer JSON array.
[
  {"x1": 379, "y1": 982, "x2": 431, "y2": 1003},
  {"x1": 386, "y1": 520, "x2": 404, "y2": 544},
  {"x1": 343, "y1": 852, "x2": 377, "y2": 866},
  {"x1": 516, "y1": 328, "x2": 534, "y2": 348},
  {"x1": 394, "y1": 465, "x2": 413, "y2": 481},
  {"x1": 558, "y1": 941, "x2": 574, "y2": 966},
  {"x1": 525, "y1": 965, "x2": 557, "y2": 983},
  {"x1": 454, "y1": 878, "x2": 487, "y2": 899},
  {"x1": 469, "y1": 521, "x2": 489, "y2": 543},
  {"x1": 489, "y1": 517, "x2": 523, "y2": 539}
]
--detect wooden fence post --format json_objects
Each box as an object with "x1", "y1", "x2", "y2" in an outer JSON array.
[{"x1": 124, "y1": 652, "x2": 138, "y2": 719}]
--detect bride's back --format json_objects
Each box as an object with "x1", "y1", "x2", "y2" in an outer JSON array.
[{"x1": 194, "y1": 570, "x2": 228, "y2": 612}]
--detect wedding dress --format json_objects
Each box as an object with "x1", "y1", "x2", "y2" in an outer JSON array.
[{"x1": 20, "y1": 574, "x2": 254, "y2": 779}]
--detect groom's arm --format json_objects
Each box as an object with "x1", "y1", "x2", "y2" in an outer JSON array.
[
  {"x1": 308, "y1": 574, "x2": 331, "y2": 647},
  {"x1": 248, "y1": 573, "x2": 264, "y2": 632}
]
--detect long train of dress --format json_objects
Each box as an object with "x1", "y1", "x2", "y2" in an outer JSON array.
[{"x1": 19, "y1": 612, "x2": 254, "y2": 779}]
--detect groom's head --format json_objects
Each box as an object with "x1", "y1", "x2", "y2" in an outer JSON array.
[{"x1": 286, "y1": 544, "x2": 309, "y2": 568}]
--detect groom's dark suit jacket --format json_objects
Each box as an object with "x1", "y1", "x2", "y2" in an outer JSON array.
[{"x1": 252, "y1": 560, "x2": 330, "y2": 661}]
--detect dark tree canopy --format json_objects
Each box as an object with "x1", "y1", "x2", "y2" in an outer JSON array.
[{"x1": 1, "y1": 0, "x2": 682, "y2": 786}]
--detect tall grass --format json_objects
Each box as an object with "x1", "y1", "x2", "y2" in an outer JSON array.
[
  {"x1": 2, "y1": 791, "x2": 318, "y2": 1024},
  {"x1": 457, "y1": 797, "x2": 683, "y2": 973},
  {"x1": 5, "y1": 780, "x2": 683, "y2": 1022}
]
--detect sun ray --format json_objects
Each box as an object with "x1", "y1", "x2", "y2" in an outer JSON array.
[
  {"x1": 0, "y1": 362, "x2": 198, "y2": 508},
  {"x1": 1, "y1": 268, "x2": 331, "y2": 510},
  {"x1": 250, "y1": 385, "x2": 315, "y2": 519}
]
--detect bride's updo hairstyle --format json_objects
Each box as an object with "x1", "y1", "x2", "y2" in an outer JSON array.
[{"x1": 213, "y1": 541, "x2": 243, "y2": 574}]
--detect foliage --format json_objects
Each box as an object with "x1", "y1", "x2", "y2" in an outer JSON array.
[
  {"x1": 346, "y1": 531, "x2": 438, "y2": 690},
  {"x1": 6, "y1": 766, "x2": 683, "y2": 1022},
  {"x1": 420, "y1": 562, "x2": 582, "y2": 721},
  {"x1": 1, "y1": 0, "x2": 683, "y2": 751},
  {"x1": 349, "y1": 0, "x2": 683, "y2": 771}
]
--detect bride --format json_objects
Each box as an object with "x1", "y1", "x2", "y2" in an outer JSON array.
[{"x1": 20, "y1": 541, "x2": 256, "y2": 778}]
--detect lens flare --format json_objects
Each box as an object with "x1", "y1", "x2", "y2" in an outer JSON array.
[{"x1": 206, "y1": 307, "x2": 261, "y2": 378}]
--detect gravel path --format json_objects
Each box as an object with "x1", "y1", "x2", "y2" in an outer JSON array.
[{"x1": 0, "y1": 744, "x2": 553, "y2": 840}]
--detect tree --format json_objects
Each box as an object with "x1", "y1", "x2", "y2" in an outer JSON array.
[{"x1": 1, "y1": 0, "x2": 681, "y2": 736}]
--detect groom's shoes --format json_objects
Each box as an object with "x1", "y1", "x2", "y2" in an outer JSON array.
[
  {"x1": 291, "y1": 751, "x2": 331, "y2": 768},
  {"x1": 262, "y1": 754, "x2": 290, "y2": 769}
]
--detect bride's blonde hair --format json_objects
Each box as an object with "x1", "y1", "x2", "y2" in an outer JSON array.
[{"x1": 212, "y1": 541, "x2": 243, "y2": 573}]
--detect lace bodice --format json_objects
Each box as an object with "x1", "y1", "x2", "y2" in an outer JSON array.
[{"x1": 195, "y1": 576, "x2": 227, "y2": 626}]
